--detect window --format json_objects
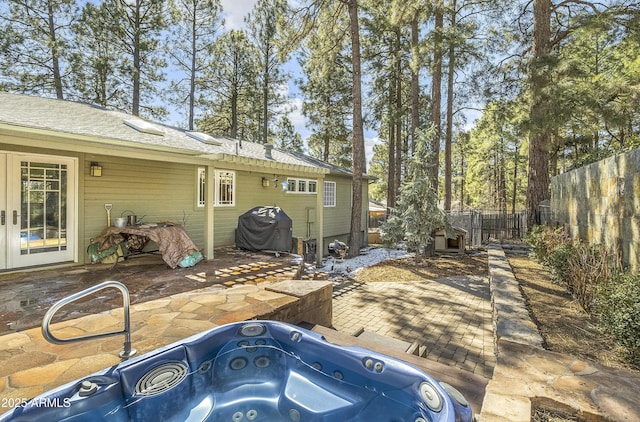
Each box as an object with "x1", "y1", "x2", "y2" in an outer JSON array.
[
  {"x1": 215, "y1": 170, "x2": 235, "y2": 206},
  {"x1": 197, "y1": 168, "x2": 206, "y2": 208},
  {"x1": 308, "y1": 181, "x2": 317, "y2": 193},
  {"x1": 324, "y1": 181, "x2": 336, "y2": 207},
  {"x1": 286, "y1": 178, "x2": 317, "y2": 194}
]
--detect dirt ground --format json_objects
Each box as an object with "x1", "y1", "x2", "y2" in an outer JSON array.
[
  {"x1": 351, "y1": 249, "x2": 638, "y2": 373},
  {"x1": 508, "y1": 254, "x2": 638, "y2": 372},
  {"x1": 354, "y1": 251, "x2": 488, "y2": 281}
]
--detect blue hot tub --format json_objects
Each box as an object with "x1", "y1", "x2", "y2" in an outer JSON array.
[{"x1": 0, "y1": 321, "x2": 473, "y2": 421}]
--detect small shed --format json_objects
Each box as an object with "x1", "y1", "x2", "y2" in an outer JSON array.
[
  {"x1": 435, "y1": 226, "x2": 467, "y2": 254},
  {"x1": 236, "y1": 206, "x2": 293, "y2": 252}
]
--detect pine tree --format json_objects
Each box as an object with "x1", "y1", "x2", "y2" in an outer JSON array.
[
  {"x1": 102, "y1": 0, "x2": 169, "y2": 117},
  {"x1": 0, "y1": 0, "x2": 77, "y2": 99},
  {"x1": 381, "y1": 127, "x2": 447, "y2": 261},
  {"x1": 197, "y1": 30, "x2": 260, "y2": 140},
  {"x1": 297, "y1": 3, "x2": 352, "y2": 167},
  {"x1": 245, "y1": 0, "x2": 289, "y2": 144},
  {"x1": 274, "y1": 116, "x2": 304, "y2": 152},
  {"x1": 69, "y1": 2, "x2": 125, "y2": 108},
  {"x1": 165, "y1": 0, "x2": 223, "y2": 130}
]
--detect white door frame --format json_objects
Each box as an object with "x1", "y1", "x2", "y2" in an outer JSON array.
[
  {"x1": 4, "y1": 152, "x2": 77, "y2": 269},
  {"x1": 0, "y1": 153, "x2": 6, "y2": 269}
]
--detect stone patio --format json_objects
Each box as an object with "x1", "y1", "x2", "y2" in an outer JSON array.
[
  {"x1": 1, "y1": 245, "x2": 639, "y2": 420},
  {"x1": 0, "y1": 279, "x2": 332, "y2": 408}
]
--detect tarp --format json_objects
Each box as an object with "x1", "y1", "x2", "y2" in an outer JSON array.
[{"x1": 236, "y1": 206, "x2": 293, "y2": 252}]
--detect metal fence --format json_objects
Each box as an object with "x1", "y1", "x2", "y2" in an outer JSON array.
[{"x1": 446, "y1": 210, "x2": 528, "y2": 245}]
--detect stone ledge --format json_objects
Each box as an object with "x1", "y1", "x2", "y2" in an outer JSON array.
[
  {"x1": 481, "y1": 245, "x2": 640, "y2": 422},
  {"x1": 481, "y1": 339, "x2": 640, "y2": 422},
  {"x1": 487, "y1": 245, "x2": 544, "y2": 349}
]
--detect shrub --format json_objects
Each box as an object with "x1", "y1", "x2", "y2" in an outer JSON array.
[
  {"x1": 545, "y1": 242, "x2": 575, "y2": 286},
  {"x1": 595, "y1": 272, "x2": 640, "y2": 364},
  {"x1": 525, "y1": 225, "x2": 569, "y2": 265},
  {"x1": 526, "y1": 226, "x2": 612, "y2": 313},
  {"x1": 565, "y1": 243, "x2": 610, "y2": 313}
]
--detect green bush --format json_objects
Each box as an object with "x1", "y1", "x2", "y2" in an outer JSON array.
[
  {"x1": 545, "y1": 242, "x2": 575, "y2": 286},
  {"x1": 525, "y1": 225, "x2": 569, "y2": 265},
  {"x1": 595, "y1": 272, "x2": 640, "y2": 364}
]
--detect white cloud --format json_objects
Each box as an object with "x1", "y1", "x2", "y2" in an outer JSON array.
[{"x1": 221, "y1": 0, "x2": 257, "y2": 30}]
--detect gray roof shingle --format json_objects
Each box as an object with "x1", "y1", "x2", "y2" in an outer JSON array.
[{"x1": 0, "y1": 92, "x2": 355, "y2": 176}]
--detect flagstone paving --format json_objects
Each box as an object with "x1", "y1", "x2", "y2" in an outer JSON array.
[
  {"x1": 0, "y1": 249, "x2": 300, "y2": 335},
  {"x1": 0, "y1": 279, "x2": 331, "y2": 408}
]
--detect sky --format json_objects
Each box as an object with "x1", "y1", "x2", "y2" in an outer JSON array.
[{"x1": 219, "y1": 0, "x2": 380, "y2": 165}]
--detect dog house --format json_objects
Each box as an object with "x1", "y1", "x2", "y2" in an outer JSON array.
[{"x1": 435, "y1": 226, "x2": 467, "y2": 254}]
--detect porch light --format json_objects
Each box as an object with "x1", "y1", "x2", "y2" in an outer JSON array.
[
  {"x1": 90, "y1": 162, "x2": 102, "y2": 177},
  {"x1": 262, "y1": 177, "x2": 270, "y2": 187}
]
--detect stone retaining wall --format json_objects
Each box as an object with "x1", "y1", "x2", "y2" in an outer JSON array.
[{"x1": 480, "y1": 245, "x2": 640, "y2": 422}]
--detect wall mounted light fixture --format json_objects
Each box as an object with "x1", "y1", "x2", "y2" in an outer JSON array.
[
  {"x1": 262, "y1": 177, "x2": 270, "y2": 187},
  {"x1": 90, "y1": 162, "x2": 102, "y2": 177}
]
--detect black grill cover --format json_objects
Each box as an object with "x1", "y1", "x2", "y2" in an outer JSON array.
[{"x1": 235, "y1": 206, "x2": 293, "y2": 252}]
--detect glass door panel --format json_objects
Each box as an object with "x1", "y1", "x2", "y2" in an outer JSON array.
[
  {"x1": 20, "y1": 161, "x2": 68, "y2": 255},
  {"x1": 8, "y1": 154, "x2": 75, "y2": 268}
]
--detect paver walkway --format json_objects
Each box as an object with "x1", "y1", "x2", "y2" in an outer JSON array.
[{"x1": 332, "y1": 275, "x2": 495, "y2": 379}]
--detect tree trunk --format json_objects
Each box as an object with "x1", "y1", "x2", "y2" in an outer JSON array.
[
  {"x1": 512, "y1": 144, "x2": 518, "y2": 214},
  {"x1": 410, "y1": 15, "x2": 419, "y2": 158},
  {"x1": 262, "y1": 53, "x2": 269, "y2": 143},
  {"x1": 430, "y1": 2, "x2": 443, "y2": 192},
  {"x1": 347, "y1": 0, "x2": 365, "y2": 257},
  {"x1": 394, "y1": 29, "x2": 402, "y2": 204},
  {"x1": 132, "y1": 1, "x2": 141, "y2": 116},
  {"x1": 444, "y1": 0, "x2": 456, "y2": 211},
  {"x1": 188, "y1": 14, "x2": 197, "y2": 130},
  {"x1": 47, "y1": 0, "x2": 64, "y2": 99},
  {"x1": 526, "y1": 0, "x2": 552, "y2": 229},
  {"x1": 387, "y1": 75, "x2": 396, "y2": 210}
]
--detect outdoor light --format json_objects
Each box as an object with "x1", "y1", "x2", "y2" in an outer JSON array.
[
  {"x1": 262, "y1": 177, "x2": 270, "y2": 187},
  {"x1": 90, "y1": 162, "x2": 102, "y2": 177}
]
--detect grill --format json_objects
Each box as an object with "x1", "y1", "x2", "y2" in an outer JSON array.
[{"x1": 328, "y1": 240, "x2": 348, "y2": 270}]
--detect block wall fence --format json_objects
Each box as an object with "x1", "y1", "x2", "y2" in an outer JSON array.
[{"x1": 551, "y1": 148, "x2": 640, "y2": 272}]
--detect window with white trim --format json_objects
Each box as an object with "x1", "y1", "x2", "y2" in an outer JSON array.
[
  {"x1": 286, "y1": 178, "x2": 317, "y2": 194},
  {"x1": 215, "y1": 170, "x2": 235, "y2": 206},
  {"x1": 197, "y1": 167, "x2": 206, "y2": 208},
  {"x1": 324, "y1": 181, "x2": 336, "y2": 207},
  {"x1": 308, "y1": 180, "x2": 317, "y2": 193}
]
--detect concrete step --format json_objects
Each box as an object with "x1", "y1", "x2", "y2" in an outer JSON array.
[
  {"x1": 355, "y1": 330, "x2": 413, "y2": 354},
  {"x1": 298, "y1": 322, "x2": 488, "y2": 416},
  {"x1": 406, "y1": 342, "x2": 427, "y2": 358}
]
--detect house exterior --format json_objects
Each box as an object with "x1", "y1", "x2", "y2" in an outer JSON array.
[{"x1": 0, "y1": 92, "x2": 368, "y2": 271}]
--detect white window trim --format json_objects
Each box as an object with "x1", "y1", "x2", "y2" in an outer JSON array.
[
  {"x1": 286, "y1": 178, "x2": 318, "y2": 194},
  {"x1": 214, "y1": 170, "x2": 235, "y2": 207},
  {"x1": 196, "y1": 167, "x2": 206, "y2": 208},
  {"x1": 324, "y1": 181, "x2": 336, "y2": 207}
]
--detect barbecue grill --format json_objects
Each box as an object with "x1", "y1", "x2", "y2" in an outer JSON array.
[{"x1": 328, "y1": 240, "x2": 348, "y2": 270}]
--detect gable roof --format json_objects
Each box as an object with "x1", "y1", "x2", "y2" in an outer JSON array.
[{"x1": 0, "y1": 92, "x2": 356, "y2": 177}]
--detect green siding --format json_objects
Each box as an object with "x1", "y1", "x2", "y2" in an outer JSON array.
[
  {"x1": 2, "y1": 138, "x2": 368, "y2": 265},
  {"x1": 83, "y1": 155, "x2": 205, "y2": 257},
  {"x1": 213, "y1": 170, "x2": 320, "y2": 246}
]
